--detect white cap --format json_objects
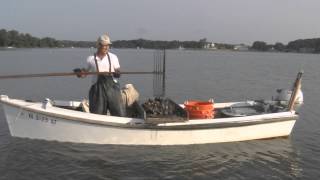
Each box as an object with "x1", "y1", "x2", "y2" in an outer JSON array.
[{"x1": 97, "y1": 34, "x2": 112, "y2": 45}]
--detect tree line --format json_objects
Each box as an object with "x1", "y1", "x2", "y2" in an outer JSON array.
[
  {"x1": 1, "y1": 29, "x2": 320, "y2": 53},
  {"x1": 0, "y1": 29, "x2": 98, "y2": 48},
  {"x1": 250, "y1": 39, "x2": 320, "y2": 53},
  {"x1": 0, "y1": 29, "x2": 61, "y2": 48},
  {"x1": 0, "y1": 29, "x2": 211, "y2": 49}
]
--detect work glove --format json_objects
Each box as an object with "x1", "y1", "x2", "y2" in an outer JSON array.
[
  {"x1": 113, "y1": 69, "x2": 121, "y2": 78},
  {"x1": 73, "y1": 68, "x2": 85, "y2": 78}
]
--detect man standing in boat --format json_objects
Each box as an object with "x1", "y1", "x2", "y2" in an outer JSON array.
[{"x1": 74, "y1": 34, "x2": 126, "y2": 117}]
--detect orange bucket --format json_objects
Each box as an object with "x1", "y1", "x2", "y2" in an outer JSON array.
[{"x1": 184, "y1": 100, "x2": 214, "y2": 119}]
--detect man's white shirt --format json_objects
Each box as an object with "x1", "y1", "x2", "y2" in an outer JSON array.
[{"x1": 86, "y1": 52, "x2": 120, "y2": 84}]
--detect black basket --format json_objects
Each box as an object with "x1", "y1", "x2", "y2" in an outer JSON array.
[{"x1": 142, "y1": 98, "x2": 188, "y2": 124}]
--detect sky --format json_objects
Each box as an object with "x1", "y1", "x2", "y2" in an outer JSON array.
[{"x1": 1, "y1": 0, "x2": 320, "y2": 45}]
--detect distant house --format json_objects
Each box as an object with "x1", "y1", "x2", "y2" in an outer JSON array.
[
  {"x1": 233, "y1": 44, "x2": 249, "y2": 51},
  {"x1": 204, "y1": 42, "x2": 217, "y2": 49}
]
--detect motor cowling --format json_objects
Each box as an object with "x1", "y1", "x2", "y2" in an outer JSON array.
[{"x1": 274, "y1": 88, "x2": 303, "y2": 110}]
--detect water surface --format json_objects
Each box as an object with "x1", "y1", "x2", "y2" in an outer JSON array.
[{"x1": 0, "y1": 48, "x2": 319, "y2": 179}]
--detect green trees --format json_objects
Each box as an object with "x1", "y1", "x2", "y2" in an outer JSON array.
[
  {"x1": 0, "y1": 29, "x2": 211, "y2": 49},
  {"x1": 251, "y1": 39, "x2": 320, "y2": 53},
  {"x1": 274, "y1": 42, "x2": 285, "y2": 51},
  {"x1": 251, "y1": 41, "x2": 269, "y2": 51},
  {"x1": 286, "y1": 38, "x2": 320, "y2": 53},
  {"x1": 0, "y1": 29, "x2": 62, "y2": 48},
  {"x1": 112, "y1": 39, "x2": 209, "y2": 49},
  {"x1": 0, "y1": 29, "x2": 8, "y2": 46},
  {"x1": 0, "y1": 30, "x2": 206, "y2": 49},
  {"x1": 39, "y1": 37, "x2": 61, "y2": 47}
]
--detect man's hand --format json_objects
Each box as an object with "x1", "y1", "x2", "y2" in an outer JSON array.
[
  {"x1": 73, "y1": 68, "x2": 86, "y2": 78},
  {"x1": 113, "y1": 69, "x2": 121, "y2": 78}
]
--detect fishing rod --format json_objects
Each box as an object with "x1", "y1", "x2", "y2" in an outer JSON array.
[{"x1": 0, "y1": 71, "x2": 158, "y2": 79}]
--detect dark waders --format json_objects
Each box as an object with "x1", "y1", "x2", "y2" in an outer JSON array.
[
  {"x1": 89, "y1": 53, "x2": 126, "y2": 117},
  {"x1": 89, "y1": 75, "x2": 126, "y2": 116}
]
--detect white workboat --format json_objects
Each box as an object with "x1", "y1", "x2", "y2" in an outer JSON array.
[{"x1": 0, "y1": 72, "x2": 303, "y2": 145}]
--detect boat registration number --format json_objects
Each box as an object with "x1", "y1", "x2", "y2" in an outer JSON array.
[{"x1": 20, "y1": 111, "x2": 57, "y2": 125}]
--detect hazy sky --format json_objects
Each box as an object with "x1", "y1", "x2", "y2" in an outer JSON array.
[{"x1": 1, "y1": 0, "x2": 320, "y2": 45}]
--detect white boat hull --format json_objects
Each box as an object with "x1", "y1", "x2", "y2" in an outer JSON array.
[{"x1": 1, "y1": 96, "x2": 298, "y2": 145}]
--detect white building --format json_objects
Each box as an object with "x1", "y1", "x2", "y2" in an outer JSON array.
[{"x1": 204, "y1": 42, "x2": 216, "y2": 49}]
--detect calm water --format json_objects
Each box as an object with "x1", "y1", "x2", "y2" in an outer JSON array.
[{"x1": 0, "y1": 48, "x2": 319, "y2": 179}]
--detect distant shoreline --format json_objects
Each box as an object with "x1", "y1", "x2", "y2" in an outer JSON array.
[
  {"x1": 1, "y1": 47, "x2": 318, "y2": 55},
  {"x1": 1, "y1": 29, "x2": 320, "y2": 53}
]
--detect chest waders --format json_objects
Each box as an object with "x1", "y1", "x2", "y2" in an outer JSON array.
[{"x1": 88, "y1": 53, "x2": 126, "y2": 117}]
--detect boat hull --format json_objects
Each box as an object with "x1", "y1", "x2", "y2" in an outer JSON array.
[{"x1": 1, "y1": 101, "x2": 297, "y2": 145}]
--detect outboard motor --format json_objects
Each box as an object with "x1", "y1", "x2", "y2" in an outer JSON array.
[{"x1": 274, "y1": 88, "x2": 303, "y2": 110}]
